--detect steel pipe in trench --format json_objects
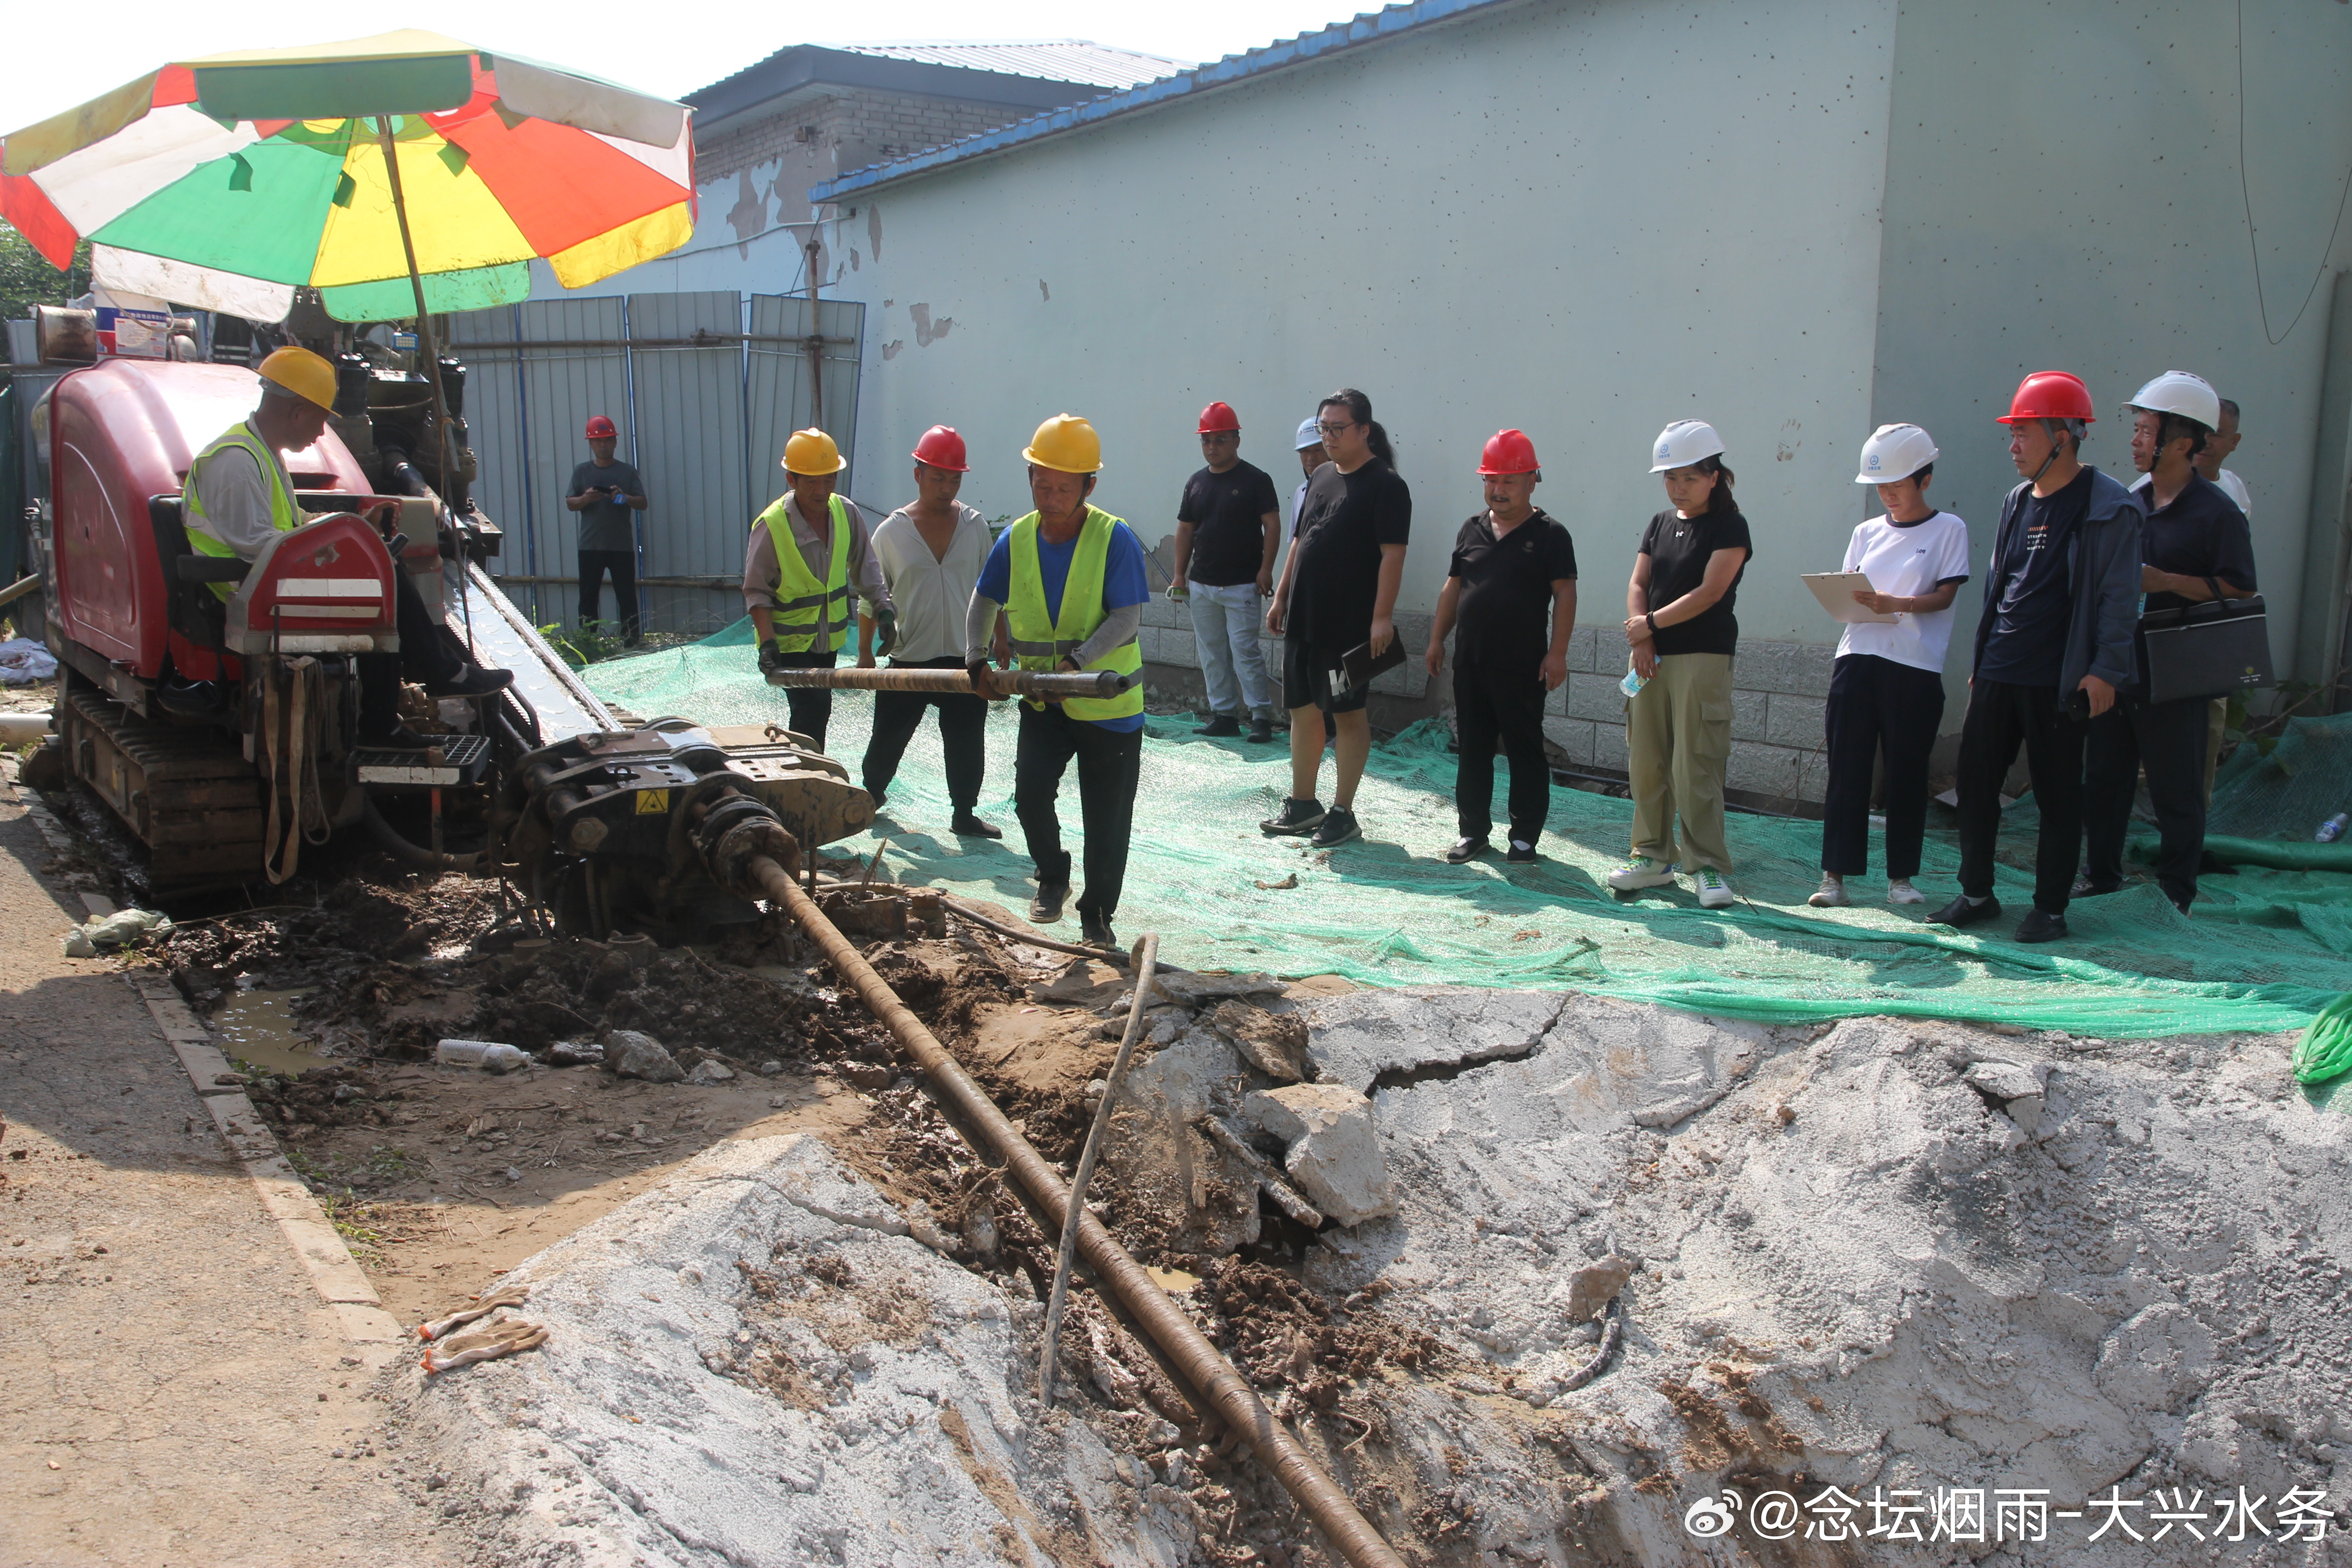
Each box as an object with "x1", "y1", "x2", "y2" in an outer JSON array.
[
  {"x1": 763, "y1": 666, "x2": 1131, "y2": 700},
  {"x1": 745, "y1": 853, "x2": 1406, "y2": 1568}
]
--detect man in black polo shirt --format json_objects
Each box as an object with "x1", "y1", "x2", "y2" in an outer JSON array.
[
  {"x1": 1425, "y1": 430, "x2": 1577, "y2": 863},
  {"x1": 1170, "y1": 401, "x2": 1282, "y2": 742},
  {"x1": 2076, "y1": 371, "x2": 2257, "y2": 912}
]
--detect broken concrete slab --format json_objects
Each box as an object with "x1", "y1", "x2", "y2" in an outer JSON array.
[
  {"x1": 1296, "y1": 985, "x2": 1567, "y2": 1092},
  {"x1": 1146, "y1": 968, "x2": 1285, "y2": 1008},
  {"x1": 393, "y1": 1134, "x2": 1190, "y2": 1566},
  {"x1": 1208, "y1": 1001, "x2": 1309, "y2": 1083},
  {"x1": 1244, "y1": 1083, "x2": 1396, "y2": 1226},
  {"x1": 603, "y1": 1028, "x2": 683, "y2": 1083}
]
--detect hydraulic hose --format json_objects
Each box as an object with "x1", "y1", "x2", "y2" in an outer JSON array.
[
  {"x1": 746, "y1": 853, "x2": 1405, "y2": 1568},
  {"x1": 358, "y1": 793, "x2": 485, "y2": 872}
]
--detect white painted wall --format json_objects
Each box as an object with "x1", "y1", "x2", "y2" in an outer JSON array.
[
  {"x1": 1869, "y1": 0, "x2": 2352, "y2": 685},
  {"x1": 704, "y1": 0, "x2": 1903, "y2": 635}
]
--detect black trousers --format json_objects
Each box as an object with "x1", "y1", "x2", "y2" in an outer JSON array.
[
  {"x1": 1955, "y1": 678, "x2": 2087, "y2": 913},
  {"x1": 578, "y1": 548, "x2": 638, "y2": 641},
  {"x1": 1452, "y1": 654, "x2": 1551, "y2": 843},
  {"x1": 1015, "y1": 701, "x2": 1143, "y2": 920},
  {"x1": 862, "y1": 655, "x2": 987, "y2": 812},
  {"x1": 777, "y1": 647, "x2": 838, "y2": 750},
  {"x1": 356, "y1": 567, "x2": 465, "y2": 739},
  {"x1": 2082, "y1": 692, "x2": 2210, "y2": 909},
  {"x1": 1821, "y1": 654, "x2": 1946, "y2": 880}
]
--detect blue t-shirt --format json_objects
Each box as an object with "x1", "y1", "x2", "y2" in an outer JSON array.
[{"x1": 977, "y1": 511, "x2": 1150, "y2": 731}]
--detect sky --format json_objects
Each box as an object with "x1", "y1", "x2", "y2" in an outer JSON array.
[{"x1": 5, "y1": 1, "x2": 1365, "y2": 131}]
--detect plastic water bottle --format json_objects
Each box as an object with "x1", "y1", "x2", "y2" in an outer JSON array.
[
  {"x1": 436, "y1": 1039, "x2": 531, "y2": 1073},
  {"x1": 2319, "y1": 813, "x2": 2350, "y2": 844},
  {"x1": 1619, "y1": 664, "x2": 1647, "y2": 698}
]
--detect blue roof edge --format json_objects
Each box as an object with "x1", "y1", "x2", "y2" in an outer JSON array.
[{"x1": 807, "y1": 0, "x2": 1520, "y2": 203}]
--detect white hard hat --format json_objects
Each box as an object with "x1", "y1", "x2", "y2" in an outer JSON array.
[
  {"x1": 1650, "y1": 419, "x2": 1725, "y2": 473},
  {"x1": 1854, "y1": 423, "x2": 1940, "y2": 485},
  {"x1": 2125, "y1": 370, "x2": 2221, "y2": 433},
  {"x1": 1295, "y1": 416, "x2": 1323, "y2": 451}
]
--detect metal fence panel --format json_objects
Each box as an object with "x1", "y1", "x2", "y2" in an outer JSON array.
[
  {"x1": 627, "y1": 290, "x2": 748, "y2": 637},
  {"x1": 747, "y1": 295, "x2": 866, "y2": 505}
]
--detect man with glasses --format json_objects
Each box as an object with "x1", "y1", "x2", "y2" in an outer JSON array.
[{"x1": 1171, "y1": 401, "x2": 1282, "y2": 743}]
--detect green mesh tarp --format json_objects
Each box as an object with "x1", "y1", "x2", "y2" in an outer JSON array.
[{"x1": 583, "y1": 621, "x2": 2352, "y2": 1039}]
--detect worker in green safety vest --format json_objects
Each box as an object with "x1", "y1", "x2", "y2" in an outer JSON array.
[
  {"x1": 966, "y1": 414, "x2": 1149, "y2": 949},
  {"x1": 743, "y1": 427, "x2": 895, "y2": 750},
  {"x1": 181, "y1": 344, "x2": 510, "y2": 745}
]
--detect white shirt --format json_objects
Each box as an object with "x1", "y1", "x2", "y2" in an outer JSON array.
[
  {"x1": 1836, "y1": 510, "x2": 1973, "y2": 673},
  {"x1": 2134, "y1": 468, "x2": 2251, "y2": 519},
  {"x1": 871, "y1": 502, "x2": 989, "y2": 662}
]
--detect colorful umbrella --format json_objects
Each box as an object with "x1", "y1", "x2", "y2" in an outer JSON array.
[{"x1": 0, "y1": 29, "x2": 696, "y2": 323}]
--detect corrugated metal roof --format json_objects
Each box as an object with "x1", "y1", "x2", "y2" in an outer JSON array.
[
  {"x1": 823, "y1": 40, "x2": 1186, "y2": 90},
  {"x1": 810, "y1": 0, "x2": 1523, "y2": 202}
]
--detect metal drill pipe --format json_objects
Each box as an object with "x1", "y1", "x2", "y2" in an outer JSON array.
[
  {"x1": 746, "y1": 855, "x2": 1405, "y2": 1568},
  {"x1": 762, "y1": 666, "x2": 1131, "y2": 699}
]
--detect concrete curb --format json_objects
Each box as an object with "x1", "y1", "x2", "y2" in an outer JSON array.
[{"x1": 6, "y1": 770, "x2": 407, "y2": 1360}]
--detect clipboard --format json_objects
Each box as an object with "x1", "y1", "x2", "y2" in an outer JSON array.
[
  {"x1": 1327, "y1": 638, "x2": 1407, "y2": 697},
  {"x1": 1802, "y1": 572, "x2": 1899, "y2": 625}
]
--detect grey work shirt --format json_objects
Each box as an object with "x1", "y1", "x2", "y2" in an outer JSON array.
[
  {"x1": 871, "y1": 503, "x2": 989, "y2": 662},
  {"x1": 189, "y1": 435, "x2": 297, "y2": 559},
  {"x1": 740, "y1": 496, "x2": 892, "y2": 646},
  {"x1": 568, "y1": 459, "x2": 644, "y2": 552}
]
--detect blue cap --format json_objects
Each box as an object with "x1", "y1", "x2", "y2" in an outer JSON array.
[{"x1": 1295, "y1": 416, "x2": 1323, "y2": 451}]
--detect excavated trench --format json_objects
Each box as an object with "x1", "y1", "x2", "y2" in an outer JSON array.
[{"x1": 45, "y1": 818, "x2": 2352, "y2": 1566}]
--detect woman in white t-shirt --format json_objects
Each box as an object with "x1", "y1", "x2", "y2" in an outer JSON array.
[{"x1": 1811, "y1": 425, "x2": 1972, "y2": 909}]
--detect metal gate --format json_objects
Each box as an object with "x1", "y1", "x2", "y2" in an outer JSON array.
[{"x1": 445, "y1": 291, "x2": 863, "y2": 638}]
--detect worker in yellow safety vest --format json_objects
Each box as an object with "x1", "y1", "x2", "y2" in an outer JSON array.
[
  {"x1": 182, "y1": 344, "x2": 510, "y2": 745},
  {"x1": 966, "y1": 414, "x2": 1149, "y2": 949},
  {"x1": 743, "y1": 427, "x2": 896, "y2": 750}
]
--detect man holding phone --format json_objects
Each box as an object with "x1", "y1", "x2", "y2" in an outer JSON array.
[{"x1": 568, "y1": 414, "x2": 648, "y2": 645}]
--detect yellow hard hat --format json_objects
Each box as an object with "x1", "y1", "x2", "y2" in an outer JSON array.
[
  {"x1": 782, "y1": 427, "x2": 847, "y2": 475},
  {"x1": 257, "y1": 345, "x2": 338, "y2": 412},
  {"x1": 1022, "y1": 413, "x2": 1102, "y2": 475}
]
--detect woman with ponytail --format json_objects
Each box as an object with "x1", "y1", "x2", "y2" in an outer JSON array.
[{"x1": 1262, "y1": 388, "x2": 1411, "y2": 848}]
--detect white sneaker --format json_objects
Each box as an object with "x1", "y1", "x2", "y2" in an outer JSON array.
[
  {"x1": 1607, "y1": 856, "x2": 1677, "y2": 891},
  {"x1": 1808, "y1": 873, "x2": 1850, "y2": 908},
  {"x1": 1887, "y1": 879, "x2": 1926, "y2": 906},
  {"x1": 1694, "y1": 868, "x2": 1736, "y2": 909}
]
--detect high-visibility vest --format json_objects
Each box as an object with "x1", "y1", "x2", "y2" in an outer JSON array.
[
  {"x1": 756, "y1": 493, "x2": 853, "y2": 653},
  {"x1": 1004, "y1": 507, "x2": 1144, "y2": 722},
  {"x1": 185, "y1": 421, "x2": 298, "y2": 602}
]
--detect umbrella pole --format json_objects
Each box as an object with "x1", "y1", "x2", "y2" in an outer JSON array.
[
  {"x1": 376, "y1": 118, "x2": 456, "y2": 502},
  {"x1": 376, "y1": 115, "x2": 476, "y2": 660}
]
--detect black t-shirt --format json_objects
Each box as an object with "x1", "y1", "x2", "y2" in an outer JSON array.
[
  {"x1": 1977, "y1": 467, "x2": 2091, "y2": 686},
  {"x1": 1289, "y1": 461, "x2": 1412, "y2": 655},
  {"x1": 1450, "y1": 509, "x2": 1577, "y2": 665},
  {"x1": 1178, "y1": 460, "x2": 1280, "y2": 587},
  {"x1": 2140, "y1": 472, "x2": 2258, "y2": 614},
  {"x1": 1639, "y1": 506, "x2": 1751, "y2": 657}
]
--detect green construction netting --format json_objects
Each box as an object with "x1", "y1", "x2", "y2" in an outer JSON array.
[{"x1": 582, "y1": 620, "x2": 2352, "y2": 1039}]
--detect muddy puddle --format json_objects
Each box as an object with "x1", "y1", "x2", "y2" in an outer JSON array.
[{"x1": 209, "y1": 986, "x2": 334, "y2": 1076}]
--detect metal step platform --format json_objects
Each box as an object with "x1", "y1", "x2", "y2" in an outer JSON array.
[{"x1": 352, "y1": 732, "x2": 491, "y2": 788}]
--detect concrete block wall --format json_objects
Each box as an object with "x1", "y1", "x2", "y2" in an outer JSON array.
[{"x1": 1136, "y1": 591, "x2": 1446, "y2": 729}]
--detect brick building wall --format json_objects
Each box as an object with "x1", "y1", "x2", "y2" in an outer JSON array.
[{"x1": 699, "y1": 90, "x2": 1038, "y2": 186}]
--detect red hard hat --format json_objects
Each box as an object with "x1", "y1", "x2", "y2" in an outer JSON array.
[
  {"x1": 1997, "y1": 371, "x2": 2096, "y2": 425},
  {"x1": 911, "y1": 425, "x2": 969, "y2": 472},
  {"x1": 584, "y1": 415, "x2": 617, "y2": 439},
  {"x1": 1197, "y1": 401, "x2": 1240, "y2": 434},
  {"x1": 1476, "y1": 428, "x2": 1540, "y2": 475}
]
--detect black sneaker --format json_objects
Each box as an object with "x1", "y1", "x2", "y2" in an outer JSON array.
[
  {"x1": 1929, "y1": 893, "x2": 2001, "y2": 928},
  {"x1": 2014, "y1": 909, "x2": 2069, "y2": 944},
  {"x1": 1247, "y1": 718, "x2": 1275, "y2": 744},
  {"x1": 1444, "y1": 836, "x2": 1490, "y2": 864},
  {"x1": 426, "y1": 661, "x2": 514, "y2": 698},
  {"x1": 1029, "y1": 882, "x2": 1069, "y2": 924},
  {"x1": 1196, "y1": 715, "x2": 1242, "y2": 737},
  {"x1": 2069, "y1": 874, "x2": 2122, "y2": 899},
  {"x1": 1505, "y1": 839, "x2": 1539, "y2": 863},
  {"x1": 1260, "y1": 797, "x2": 1325, "y2": 837},
  {"x1": 951, "y1": 812, "x2": 1003, "y2": 839},
  {"x1": 1309, "y1": 807, "x2": 1361, "y2": 849},
  {"x1": 1081, "y1": 912, "x2": 1119, "y2": 948}
]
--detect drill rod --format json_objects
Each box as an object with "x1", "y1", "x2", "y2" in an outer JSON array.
[{"x1": 763, "y1": 666, "x2": 1130, "y2": 699}]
